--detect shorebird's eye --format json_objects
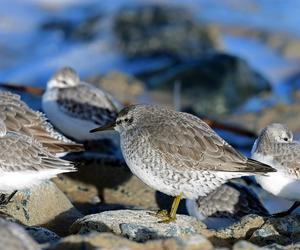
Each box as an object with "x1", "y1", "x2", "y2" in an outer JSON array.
[
  {"x1": 283, "y1": 137, "x2": 288, "y2": 141},
  {"x1": 124, "y1": 118, "x2": 129, "y2": 122},
  {"x1": 116, "y1": 120, "x2": 121, "y2": 125},
  {"x1": 128, "y1": 117, "x2": 133, "y2": 124}
]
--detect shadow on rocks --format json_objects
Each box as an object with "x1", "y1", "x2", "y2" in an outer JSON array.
[{"x1": 62, "y1": 153, "x2": 132, "y2": 202}]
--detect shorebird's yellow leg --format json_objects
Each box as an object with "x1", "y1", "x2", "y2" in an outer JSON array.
[
  {"x1": 170, "y1": 193, "x2": 183, "y2": 219},
  {"x1": 158, "y1": 193, "x2": 183, "y2": 223}
]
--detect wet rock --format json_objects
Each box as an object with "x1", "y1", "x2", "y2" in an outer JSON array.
[
  {"x1": 70, "y1": 210, "x2": 206, "y2": 242},
  {"x1": 113, "y1": 4, "x2": 221, "y2": 60},
  {"x1": 250, "y1": 215, "x2": 300, "y2": 246},
  {"x1": 0, "y1": 218, "x2": 40, "y2": 250},
  {"x1": 88, "y1": 71, "x2": 146, "y2": 104},
  {"x1": 149, "y1": 53, "x2": 271, "y2": 115},
  {"x1": 25, "y1": 226, "x2": 60, "y2": 244},
  {"x1": 0, "y1": 181, "x2": 82, "y2": 236},
  {"x1": 233, "y1": 240, "x2": 262, "y2": 250},
  {"x1": 50, "y1": 232, "x2": 213, "y2": 250},
  {"x1": 204, "y1": 214, "x2": 265, "y2": 247}
]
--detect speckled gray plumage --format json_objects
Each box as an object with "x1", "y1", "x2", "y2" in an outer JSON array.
[
  {"x1": 193, "y1": 182, "x2": 269, "y2": 219},
  {"x1": 56, "y1": 84, "x2": 119, "y2": 126},
  {"x1": 48, "y1": 67, "x2": 122, "y2": 126},
  {"x1": 253, "y1": 123, "x2": 300, "y2": 178},
  {"x1": 0, "y1": 91, "x2": 83, "y2": 154},
  {"x1": 114, "y1": 104, "x2": 275, "y2": 199},
  {"x1": 43, "y1": 67, "x2": 122, "y2": 142},
  {"x1": 0, "y1": 126, "x2": 75, "y2": 173}
]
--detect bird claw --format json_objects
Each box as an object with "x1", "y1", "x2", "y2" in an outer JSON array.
[
  {"x1": 158, "y1": 215, "x2": 176, "y2": 223},
  {"x1": 148, "y1": 209, "x2": 176, "y2": 223},
  {"x1": 155, "y1": 209, "x2": 169, "y2": 218}
]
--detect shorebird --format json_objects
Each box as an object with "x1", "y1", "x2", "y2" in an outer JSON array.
[
  {"x1": 42, "y1": 67, "x2": 122, "y2": 142},
  {"x1": 0, "y1": 91, "x2": 83, "y2": 155},
  {"x1": 91, "y1": 104, "x2": 275, "y2": 222},
  {"x1": 252, "y1": 123, "x2": 300, "y2": 216},
  {"x1": 0, "y1": 119, "x2": 76, "y2": 205},
  {"x1": 186, "y1": 182, "x2": 269, "y2": 228}
]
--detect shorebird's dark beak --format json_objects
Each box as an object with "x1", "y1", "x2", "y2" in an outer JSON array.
[{"x1": 90, "y1": 121, "x2": 116, "y2": 133}]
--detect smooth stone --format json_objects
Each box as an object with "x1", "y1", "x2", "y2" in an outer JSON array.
[{"x1": 0, "y1": 181, "x2": 82, "y2": 236}]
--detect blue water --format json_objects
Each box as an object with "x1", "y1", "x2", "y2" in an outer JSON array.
[{"x1": 0, "y1": 0, "x2": 299, "y2": 88}]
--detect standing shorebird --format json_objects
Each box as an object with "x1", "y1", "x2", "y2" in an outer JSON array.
[
  {"x1": 186, "y1": 182, "x2": 269, "y2": 228},
  {"x1": 42, "y1": 67, "x2": 122, "y2": 142},
  {"x1": 252, "y1": 123, "x2": 300, "y2": 216},
  {"x1": 0, "y1": 91, "x2": 83, "y2": 155},
  {"x1": 91, "y1": 104, "x2": 275, "y2": 222},
  {"x1": 0, "y1": 119, "x2": 76, "y2": 205}
]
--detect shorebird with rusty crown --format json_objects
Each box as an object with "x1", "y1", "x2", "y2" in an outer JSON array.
[
  {"x1": 0, "y1": 119, "x2": 76, "y2": 206},
  {"x1": 90, "y1": 104, "x2": 275, "y2": 222},
  {"x1": 0, "y1": 91, "x2": 83, "y2": 155},
  {"x1": 42, "y1": 67, "x2": 122, "y2": 142},
  {"x1": 252, "y1": 123, "x2": 300, "y2": 216},
  {"x1": 186, "y1": 182, "x2": 269, "y2": 228}
]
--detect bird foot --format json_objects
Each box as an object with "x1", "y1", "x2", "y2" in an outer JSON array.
[
  {"x1": 156, "y1": 209, "x2": 169, "y2": 218},
  {"x1": 157, "y1": 215, "x2": 176, "y2": 223},
  {"x1": 148, "y1": 209, "x2": 176, "y2": 223}
]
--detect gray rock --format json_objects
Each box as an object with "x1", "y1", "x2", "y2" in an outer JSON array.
[
  {"x1": 250, "y1": 215, "x2": 300, "y2": 246},
  {"x1": 0, "y1": 218, "x2": 40, "y2": 250},
  {"x1": 25, "y1": 226, "x2": 60, "y2": 244},
  {"x1": 113, "y1": 4, "x2": 221, "y2": 59},
  {"x1": 0, "y1": 181, "x2": 82, "y2": 236},
  {"x1": 149, "y1": 53, "x2": 271, "y2": 115},
  {"x1": 70, "y1": 209, "x2": 206, "y2": 242},
  {"x1": 50, "y1": 232, "x2": 213, "y2": 250},
  {"x1": 204, "y1": 214, "x2": 265, "y2": 247},
  {"x1": 264, "y1": 242, "x2": 300, "y2": 250}
]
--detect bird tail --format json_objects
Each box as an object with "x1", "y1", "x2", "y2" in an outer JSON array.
[{"x1": 246, "y1": 158, "x2": 276, "y2": 174}]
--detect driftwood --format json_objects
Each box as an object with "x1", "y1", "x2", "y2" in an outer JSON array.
[
  {"x1": 201, "y1": 117, "x2": 256, "y2": 138},
  {"x1": 0, "y1": 82, "x2": 256, "y2": 138},
  {"x1": 0, "y1": 82, "x2": 45, "y2": 95}
]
